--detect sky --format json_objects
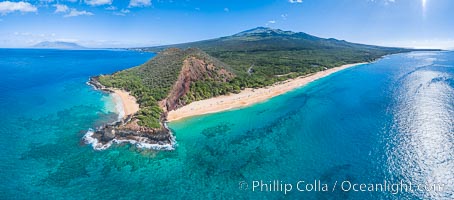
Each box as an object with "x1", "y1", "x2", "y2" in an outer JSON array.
[{"x1": 0, "y1": 0, "x2": 453, "y2": 49}]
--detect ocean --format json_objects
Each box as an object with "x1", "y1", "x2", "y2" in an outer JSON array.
[{"x1": 0, "y1": 49, "x2": 453, "y2": 199}]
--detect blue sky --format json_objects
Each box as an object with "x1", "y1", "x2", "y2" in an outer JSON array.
[{"x1": 0, "y1": 0, "x2": 453, "y2": 49}]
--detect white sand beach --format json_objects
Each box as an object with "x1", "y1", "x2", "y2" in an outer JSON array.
[
  {"x1": 167, "y1": 62, "x2": 366, "y2": 121},
  {"x1": 112, "y1": 89, "x2": 140, "y2": 118}
]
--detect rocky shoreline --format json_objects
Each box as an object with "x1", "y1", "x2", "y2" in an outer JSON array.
[{"x1": 85, "y1": 77, "x2": 176, "y2": 150}]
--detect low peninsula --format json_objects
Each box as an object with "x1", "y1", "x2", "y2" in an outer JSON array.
[{"x1": 85, "y1": 27, "x2": 417, "y2": 150}]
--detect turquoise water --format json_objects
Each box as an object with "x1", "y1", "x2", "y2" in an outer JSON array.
[{"x1": 1, "y1": 50, "x2": 453, "y2": 199}]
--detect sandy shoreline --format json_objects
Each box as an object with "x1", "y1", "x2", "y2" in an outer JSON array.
[
  {"x1": 167, "y1": 62, "x2": 366, "y2": 122},
  {"x1": 111, "y1": 89, "x2": 140, "y2": 119}
]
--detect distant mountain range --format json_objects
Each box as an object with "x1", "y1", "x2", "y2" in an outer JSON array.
[{"x1": 32, "y1": 41, "x2": 86, "y2": 49}]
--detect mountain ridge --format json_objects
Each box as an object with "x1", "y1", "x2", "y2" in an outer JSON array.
[
  {"x1": 32, "y1": 41, "x2": 86, "y2": 49},
  {"x1": 135, "y1": 27, "x2": 421, "y2": 53}
]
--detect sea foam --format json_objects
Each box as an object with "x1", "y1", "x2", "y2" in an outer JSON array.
[
  {"x1": 83, "y1": 128, "x2": 176, "y2": 151},
  {"x1": 111, "y1": 93, "x2": 125, "y2": 121}
]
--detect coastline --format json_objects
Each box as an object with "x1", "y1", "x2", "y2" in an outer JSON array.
[
  {"x1": 167, "y1": 62, "x2": 367, "y2": 122},
  {"x1": 86, "y1": 77, "x2": 140, "y2": 120},
  {"x1": 85, "y1": 77, "x2": 175, "y2": 151},
  {"x1": 110, "y1": 89, "x2": 140, "y2": 120},
  {"x1": 83, "y1": 62, "x2": 365, "y2": 150}
]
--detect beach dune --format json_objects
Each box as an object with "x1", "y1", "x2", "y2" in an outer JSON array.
[{"x1": 167, "y1": 63, "x2": 366, "y2": 122}]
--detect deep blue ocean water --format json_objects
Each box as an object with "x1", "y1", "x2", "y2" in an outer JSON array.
[{"x1": 0, "y1": 49, "x2": 453, "y2": 199}]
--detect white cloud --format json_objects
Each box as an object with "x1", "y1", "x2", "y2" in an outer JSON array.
[
  {"x1": 224, "y1": 7, "x2": 229, "y2": 12},
  {"x1": 37, "y1": 0, "x2": 55, "y2": 5},
  {"x1": 85, "y1": 0, "x2": 112, "y2": 6},
  {"x1": 64, "y1": 8, "x2": 93, "y2": 17},
  {"x1": 368, "y1": 0, "x2": 396, "y2": 5},
  {"x1": 113, "y1": 9, "x2": 131, "y2": 16},
  {"x1": 0, "y1": 1, "x2": 38, "y2": 15},
  {"x1": 54, "y1": 38, "x2": 78, "y2": 42},
  {"x1": 54, "y1": 4, "x2": 69, "y2": 13},
  {"x1": 129, "y1": 0, "x2": 151, "y2": 7},
  {"x1": 105, "y1": 5, "x2": 117, "y2": 10},
  {"x1": 11, "y1": 32, "x2": 58, "y2": 45},
  {"x1": 377, "y1": 39, "x2": 454, "y2": 50},
  {"x1": 384, "y1": 0, "x2": 395, "y2": 5},
  {"x1": 281, "y1": 14, "x2": 288, "y2": 20},
  {"x1": 268, "y1": 20, "x2": 276, "y2": 24},
  {"x1": 288, "y1": 0, "x2": 303, "y2": 3},
  {"x1": 40, "y1": 0, "x2": 55, "y2": 3},
  {"x1": 113, "y1": 9, "x2": 130, "y2": 16}
]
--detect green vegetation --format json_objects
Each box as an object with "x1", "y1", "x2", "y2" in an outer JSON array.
[
  {"x1": 139, "y1": 27, "x2": 415, "y2": 99},
  {"x1": 97, "y1": 49, "x2": 192, "y2": 128},
  {"x1": 97, "y1": 48, "x2": 234, "y2": 128},
  {"x1": 104, "y1": 27, "x2": 419, "y2": 129},
  {"x1": 185, "y1": 80, "x2": 241, "y2": 102},
  {"x1": 97, "y1": 72, "x2": 163, "y2": 128}
]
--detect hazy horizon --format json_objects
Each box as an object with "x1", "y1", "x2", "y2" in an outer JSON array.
[
  {"x1": 6, "y1": 27, "x2": 448, "y2": 50},
  {"x1": 1, "y1": 0, "x2": 453, "y2": 49}
]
